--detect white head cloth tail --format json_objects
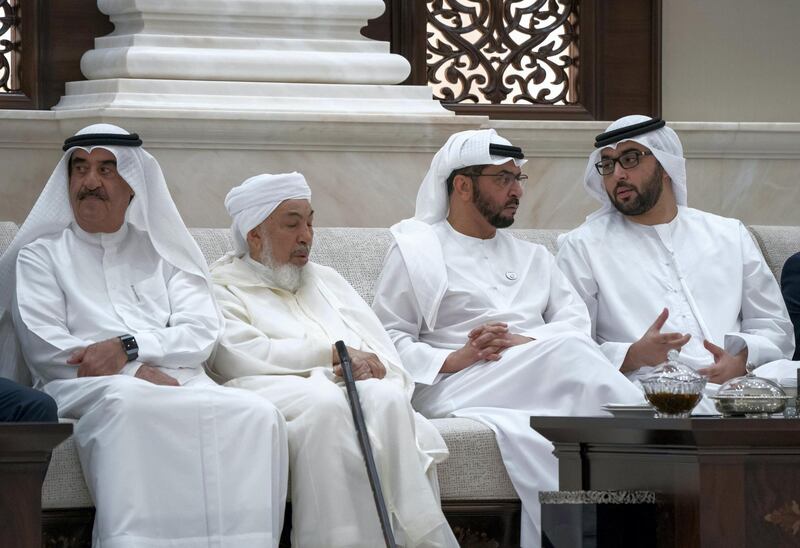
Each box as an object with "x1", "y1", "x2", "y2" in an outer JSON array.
[
  {"x1": 0, "y1": 124, "x2": 214, "y2": 383},
  {"x1": 222, "y1": 172, "x2": 312, "y2": 260},
  {"x1": 583, "y1": 115, "x2": 687, "y2": 222},
  {"x1": 390, "y1": 129, "x2": 527, "y2": 329}
]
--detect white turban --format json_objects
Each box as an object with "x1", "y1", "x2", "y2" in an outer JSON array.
[
  {"x1": 391, "y1": 129, "x2": 527, "y2": 328},
  {"x1": 583, "y1": 115, "x2": 687, "y2": 221},
  {"x1": 224, "y1": 172, "x2": 312, "y2": 255},
  {"x1": 0, "y1": 123, "x2": 214, "y2": 383}
]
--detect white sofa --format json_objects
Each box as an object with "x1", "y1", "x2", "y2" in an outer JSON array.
[{"x1": 2, "y1": 222, "x2": 795, "y2": 547}]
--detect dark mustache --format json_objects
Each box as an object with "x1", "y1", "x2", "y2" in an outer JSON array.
[
  {"x1": 505, "y1": 198, "x2": 520, "y2": 207},
  {"x1": 614, "y1": 183, "x2": 637, "y2": 193},
  {"x1": 77, "y1": 187, "x2": 108, "y2": 201}
]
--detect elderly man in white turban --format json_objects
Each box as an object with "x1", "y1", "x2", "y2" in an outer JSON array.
[
  {"x1": 0, "y1": 125, "x2": 288, "y2": 548},
  {"x1": 209, "y1": 173, "x2": 458, "y2": 548},
  {"x1": 557, "y1": 115, "x2": 796, "y2": 397},
  {"x1": 371, "y1": 129, "x2": 643, "y2": 548}
]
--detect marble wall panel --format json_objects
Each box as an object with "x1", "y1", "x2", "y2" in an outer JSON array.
[
  {"x1": 662, "y1": 0, "x2": 800, "y2": 122},
  {"x1": 1, "y1": 117, "x2": 798, "y2": 232},
  {"x1": 152, "y1": 148, "x2": 433, "y2": 228}
]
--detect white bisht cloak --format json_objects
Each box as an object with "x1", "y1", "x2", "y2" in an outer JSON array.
[{"x1": 210, "y1": 256, "x2": 456, "y2": 548}]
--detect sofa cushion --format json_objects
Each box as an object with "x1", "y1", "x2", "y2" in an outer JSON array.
[
  {"x1": 433, "y1": 418, "x2": 518, "y2": 500},
  {"x1": 508, "y1": 228, "x2": 566, "y2": 256},
  {"x1": 42, "y1": 423, "x2": 93, "y2": 509},
  {"x1": 189, "y1": 228, "x2": 237, "y2": 266},
  {"x1": 0, "y1": 221, "x2": 18, "y2": 249},
  {"x1": 748, "y1": 225, "x2": 800, "y2": 282}
]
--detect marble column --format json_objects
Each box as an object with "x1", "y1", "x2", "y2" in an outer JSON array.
[
  {"x1": 54, "y1": 0, "x2": 449, "y2": 116},
  {"x1": 16, "y1": 0, "x2": 486, "y2": 228}
]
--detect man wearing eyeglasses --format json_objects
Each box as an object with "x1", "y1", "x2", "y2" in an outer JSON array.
[
  {"x1": 557, "y1": 115, "x2": 796, "y2": 391},
  {"x1": 372, "y1": 129, "x2": 643, "y2": 548}
]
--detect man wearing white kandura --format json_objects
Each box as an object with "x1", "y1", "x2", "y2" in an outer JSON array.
[
  {"x1": 372, "y1": 129, "x2": 643, "y2": 548},
  {"x1": 557, "y1": 115, "x2": 798, "y2": 410},
  {"x1": 0, "y1": 124, "x2": 288, "y2": 548}
]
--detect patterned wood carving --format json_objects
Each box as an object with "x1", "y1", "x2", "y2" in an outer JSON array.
[
  {"x1": 0, "y1": 0, "x2": 18, "y2": 92},
  {"x1": 746, "y1": 463, "x2": 800, "y2": 547},
  {"x1": 444, "y1": 499, "x2": 521, "y2": 548},
  {"x1": 764, "y1": 500, "x2": 800, "y2": 536},
  {"x1": 427, "y1": 0, "x2": 579, "y2": 108},
  {"x1": 0, "y1": 0, "x2": 111, "y2": 110},
  {"x1": 280, "y1": 500, "x2": 521, "y2": 548},
  {"x1": 42, "y1": 508, "x2": 94, "y2": 548},
  {"x1": 364, "y1": 0, "x2": 661, "y2": 120}
]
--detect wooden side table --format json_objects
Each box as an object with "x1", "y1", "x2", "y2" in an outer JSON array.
[
  {"x1": 532, "y1": 416, "x2": 800, "y2": 548},
  {"x1": 0, "y1": 423, "x2": 73, "y2": 548}
]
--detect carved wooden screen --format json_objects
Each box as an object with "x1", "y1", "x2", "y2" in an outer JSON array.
[
  {"x1": 0, "y1": 0, "x2": 17, "y2": 92},
  {"x1": 364, "y1": 0, "x2": 661, "y2": 120},
  {"x1": 0, "y1": 0, "x2": 28, "y2": 107},
  {"x1": 0, "y1": 0, "x2": 112, "y2": 110},
  {"x1": 428, "y1": 1, "x2": 579, "y2": 111}
]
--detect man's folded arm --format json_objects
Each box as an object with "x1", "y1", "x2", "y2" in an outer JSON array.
[
  {"x1": 13, "y1": 247, "x2": 93, "y2": 382},
  {"x1": 211, "y1": 286, "x2": 331, "y2": 378},
  {"x1": 133, "y1": 269, "x2": 220, "y2": 368},
  {"x1": 371, "y1": 247, "x2": 451, "y2": 386}
]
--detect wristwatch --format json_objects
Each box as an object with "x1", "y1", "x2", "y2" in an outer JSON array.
[{"x1": 119, "y1": 334, "x2": 139, "y2": 362}]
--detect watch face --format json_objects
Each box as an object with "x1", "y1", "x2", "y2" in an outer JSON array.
[{"x1": 120, "y1": 335, "x2": 138, "y2": 360}]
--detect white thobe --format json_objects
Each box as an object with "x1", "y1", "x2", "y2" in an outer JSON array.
[
  {"x1": 372, "y1": 220, "x2": 643, "y2": 548},
  {"x1": 556, "y1": 207, "x2": 797, "y2": 392},
  {"x1": 210, "y1": 256, "x2": 457, "y2": 548},
  {"x1": 13, "y1": 223, "x2": 288, "y2": 548}
]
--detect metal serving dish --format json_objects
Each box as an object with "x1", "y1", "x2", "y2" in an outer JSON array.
[
  {"x1": 710, "y1": 364, "x2": 789, "y2": 418},
  {"x1": 709, "y1": 395, "x2": 790, "y2": 417}
]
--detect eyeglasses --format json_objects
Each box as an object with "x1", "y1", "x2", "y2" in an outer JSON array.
[
  {"x1": 472, "y1": 170, "x2": 529, "y2": 188},
  {"x1": 594, "y1": 150, "x2": 653, "y2": 176}
]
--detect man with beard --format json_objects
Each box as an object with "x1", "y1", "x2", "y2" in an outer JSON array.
[
  {"x1": 209, "y1": 173, "x2": 458, "y2": 548},
  {"x1": 0, "y1": 124, "x2": 288, "y2": 548},
  {"x1": 371, "y1": 129, "x2": 643, "y2": 548},
  {"x1": 557, "y1": 115, "x2": 796, "y2": 391}
]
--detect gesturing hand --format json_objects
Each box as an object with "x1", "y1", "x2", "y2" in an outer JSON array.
[
  {"x1": 622, "y1": 308, "x2": 691, "y2": 373},
  {"x1": 332, "y1": 346, "x2": 387, "y2": 380},
  {"x1": 135, "y1": 365, "x2": 180, "y2": 386},
  {"x1": 68, "y1": 338, "x2": 128, "y2": 378},
  {"x1": 697, "y1": 340, "x2": 747, "y2": 384},
  {"x1": 441, "y1": 322, "x2": 532, "y2": 374}
]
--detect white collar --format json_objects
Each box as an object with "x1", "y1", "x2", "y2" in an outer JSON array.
[{"x1": 71, "y1": 221, "x2": 130, "y2": 247}]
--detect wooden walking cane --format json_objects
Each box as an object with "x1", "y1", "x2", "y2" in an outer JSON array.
[{"x1": 334, "y1": 341, "x2": 397, "y2": 548}]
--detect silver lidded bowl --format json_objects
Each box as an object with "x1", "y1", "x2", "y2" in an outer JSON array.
[
  {"x1": 710, "y1": 363, "x2": 789, "y2": 418},
  {"x1": 640, "y1": 350, "x2": 707, "y2": 418}
]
